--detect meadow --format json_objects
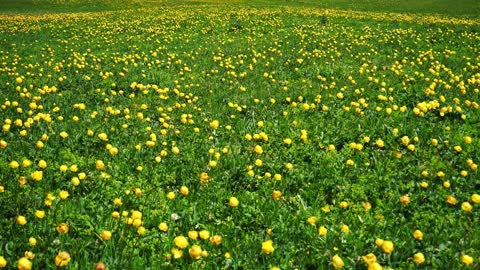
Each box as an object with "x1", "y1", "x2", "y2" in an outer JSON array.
[{"x1": 0, "y1": 0, "x2": 479, "y2": 269}]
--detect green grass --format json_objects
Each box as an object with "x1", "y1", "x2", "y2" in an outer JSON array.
[
  {"x1": 0, "y1": 0, "x2": 479, "y2": 269},
  {"x1": 1, "y1": 0, "x2": 480, "y2": 17}
]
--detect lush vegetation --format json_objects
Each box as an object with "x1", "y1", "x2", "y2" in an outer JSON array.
[{"x1": 0, "y1": 0, "x2": 479, "y2": 269}]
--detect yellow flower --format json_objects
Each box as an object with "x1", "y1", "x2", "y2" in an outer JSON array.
[
  {"x1": 100, "y1": 230, "x2": 112, "y2": 241},
  {"x1": 54, "y1": 251, "x2": 71, "y2": 267},
  {"x1": 96, "y1": 160, "x2": 105, "y2": 171},
  {"x1": 332, "y1": 254, "x2": 344, "y2": 269},
  {"x1": 413, "y1": 230, "x2": 423, "y2": 240},
  {"x1": 272, "y1": 190, "x2": 282, "y2": 200},
  {"x1": 188, "y1": 231, "x2": 198, "y2": 240},
  {"x1": 137, "y1": 226, "x2": 146, "y2": 235},
  {"x1": 209, "y1": 235, "x2": 222, "y2": 245},
  {"x1": 261, "y1": 240, "x2": 274, "y2": 254},
  {"x1": 461, "y1": 254, "x2": 474, "y2": 265},
  {"x1": 28, "y1": 237, "x2": 37, "y2": 246},
  {"x1": 56, "y1": 223, "x2": 69, "y2": 234},
  {"x1": 17, "y1": 257, "x2": 31, "y2": 270},
  {"x1": 381, "y1": 240, "x2": 394, "y2": 254},
  {"x1": 131, "y1": 210, "x2": 142, "y2": 220},
  {"x1": 199, "y1": 230, "x2": 210, "y2": 240},
  {"x1": 375, "y1": 139, "x2": 385, "y2": 148},
  {"x1": 447, "y1": 195, "x2": 457, "y2": 205},
  {"x1": 31, "y1": 171, "x2": 43, "y2": 181},
  {"x1": 209, "y1": 120, "x2": 219, "y2": 129},
  {"x1": 109, "y1": 147, "x2": 118, "y2": 155},
  {"x1": 362, "y1": 253, "x2": 377, "y2": 265},
  {"x1": 341, "y1": 224, "x2": 350, "y2": 233},
  {"x1": 0, "y1": 256, "x2": 7, "y2": 267},
  {"x1": 158, "y1": 222, "x2": 168, "y2": 232},
  {"x1": 368, "y1": 262, "x2": 383, "y2": 270},
  {"x1": 171, "y1": 248, "x2": 183, "y2": 259},
  {"x1": 174, "y1": 236, "x2": 189, "y2": 249},
  {"x1": 283, "y1": 138, "x2": 292, "y2": 145},
  {"x1": 229, "y1": 197, "x2": 239, "y2": 207},
  {"x1": 189, "y1": 245, "x2": 202, "y2": 259},
  {"x1": 413, "y1": 252, "x2": 425, "y2": 264},
  {"x1": 179, "y1": 186, "x2": 189, "y2": 196},
  {"x1": 200, "y1": 172, "x2": 209, "y2": 183},
  {"x1": 59, "y1": 190, "x2": 69, "y2": 200},
  {"x1": 98, "y1": 133, "x2": 108, "y2": 141},
  {"x1": 254, "y1": 145, "x2": 263, "y2": 154},
  {"x1": 461, "y1": 202, "x2": 473, "y2": 212},
  {"x1": 363, "y1": 202, "x2": 372, "y2": 211},
  {"x1": 38, "y1": 160, "x2": 47, "y2": 169},
  {"x1": 307, "y1": 216, "x2": 317, "y2": 226},
  {"x1": 0, "y1": 140, "x2": 7, "y2": 149},
  {"x1": 167, "y1": 192, "x2": 176, "y2": 200},
  {"x1": 16, "y1": 216, "x2": 27, "y2": 226},
  {"x1": 35, "y1": 210, "x2": 45, "y2": 219},
  {"x1": 472, "y1": 194, "x2": 480, "y2": 204},
  {"x1": 318, "y1": 226, "x2": 328, "y2": 236},
  {"x1": 400, "y1": 195, "x2": 410, "y2": 205}
]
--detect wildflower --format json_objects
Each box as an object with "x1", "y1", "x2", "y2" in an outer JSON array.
[
  {"x1": 54, "y1": 251, "x2": 71, "y2": 267},
  {"x1": 261, "y1": 240, "x2": 274, "y2": 254},
  {"x1": 158, "y1": 222, "x2": 168, "y2": 232},
  {"x1": 307, "y1": 216, "x2": 317, "y2": 226},
  {"x1": 59, "y1": 190, "x2": 69, "y2": 200},
  {"x1": 31, "y1": 171, "x2": 43, "y2": 181},
  {"x1": 100, "y1": 231, "x2": 112, "y2": 241},
  {"x1": 0, "y1": 256, "x2": 7, "y2": 267},
  {"x1": 272, "y1": 190, "x2": 282, "y2": 200},
  {"x1": 56, "y1": 223, "x2": 69, "y2": 234},
  {"x1": 16, "y1": 216, "x2": 27, "y2": 226},
  {"x1": 318, "y1": 226, "x2": 328, "y2": 236},
  {"x1": 362, "y1": 253, "x2": 377, "y2": 264},
  {"x1": 461, "y1": 202, "x2": 473, "y2": 212},
  {"x1": 171, "y1": 248, "x2": 183, "y2": 259},
  {"x1": 381, "y1": 240, "x2": 394, "y2": 253},
  {"x1": 199, "y1": 230, "x2": 210, "y2": 240},
  {"x1": 35, "y1": 210, "x2": 45, "y2": 219},
  {"x1": 376, "y1": 139, "x2": 385, "y2": 148},
  {"x1": 413, "y1": 230, "x2": 423, "y2": 240},
  {"x1": 447, "y1": 195, "x2": 457, "y2": 205},
  {"x1": 400, "y1": 195, "x2": 410, "y2": 205},
  {"x1": 189, "y1": 245, "x2": 202, "y2": 259},
  {"x1": 210, "y1": 235, "x2": 222, "y2": 245},
  {"x1": 179, "y1": 186, "x2": 189, "y2": 195},
  {"x1": 229, "y1": 197, "x2": 239, "y2": 207},
  {"x1": 200, "y1": 172, "x2": 209, "y2": 183},
  {"x1": 188, "y1": 231, "x2": 198, "y2": 240},
  {"x1": 174, "y1": 236, "x2": 189, "y2": 249},
  {"x1": 461, "y1": 254, "x2": 474, "y2": 265},
  {"x1": 17, "y1": 257, "x2": 31, "y2": 270},
  {"x1": 472, "y1": 194, "x2": 480, "y2": 204},
  {"x1": 332, "y1": 254, "x2": 344, "y2": 269},
  {"x1": 210, "y1": 120, "x2": 219, "y2": 129},
  {"x1": 413, "y1": 252, "x2": 425, "y2": 264}
]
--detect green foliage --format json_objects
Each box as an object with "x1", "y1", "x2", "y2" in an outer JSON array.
[{"x1": 0, "y1": 0, "x2": 479, "y2": 269}]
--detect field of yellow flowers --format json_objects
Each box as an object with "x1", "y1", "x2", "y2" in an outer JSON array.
[{"x1": 0, "y1": 0, "x2": 479, "y2": 269}]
